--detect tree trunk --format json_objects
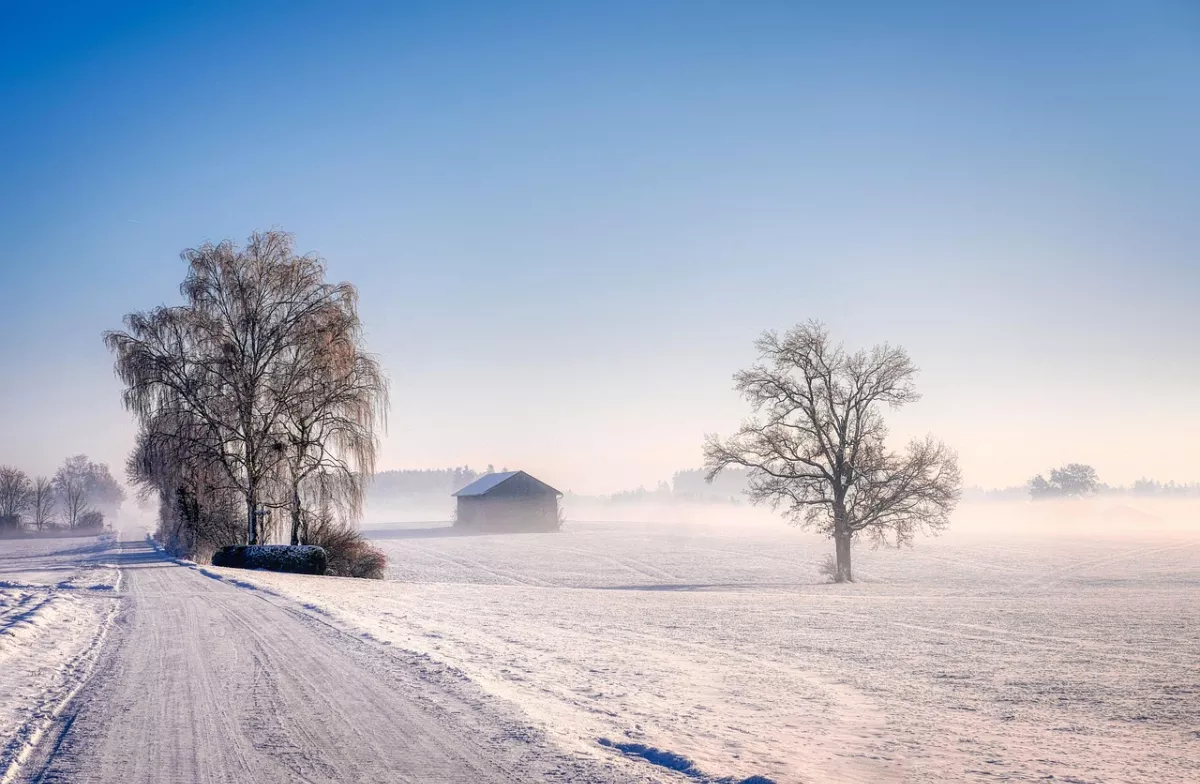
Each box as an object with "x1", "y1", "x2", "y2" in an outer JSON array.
[
  {"x1": 834, "y1": 533, "x2": 853, "y2": 583},
  {"x1": 290, "y1": 485, "x2": 302, "y2": 546},
  {"x1": 831, "y1": 499, "x2": 853, "y2": 583},
  {"x1": 246, "y1": 480, "x2": 257, "y2": 545}
]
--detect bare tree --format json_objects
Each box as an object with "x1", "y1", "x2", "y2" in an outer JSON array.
[
  {"x1": 274, "y1": 298, "x2": 388, "y2": 544},
  {"x1": 106, "y1": 230, "x2": 388, "y2": 546},
  {"x1": 85, "y1": 463, "x2": 126, "y2": 517},
  {"x1": 31, "y1": 476, "x2": 55, "y2": 530},
  {"x1": 54, "y1": 455, "x2": 94, "y2": 529},
  {"x1": 704, "y1": 321, "x2": 961, "y2": 582},
  {"x1": 0, "y1": 466, "x2": 32, "y2": 532},
  {"x1": 51, "y1": 456, "x2": 124, "y2": 530}
]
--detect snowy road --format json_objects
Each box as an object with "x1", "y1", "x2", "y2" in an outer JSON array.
[{"x1": 14, "y1": 535, "x2": 634, "y2": 784}]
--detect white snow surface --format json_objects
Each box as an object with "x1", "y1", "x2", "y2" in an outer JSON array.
[
  {"x1": 222, "y1": 504, "x2": 1200, "y2": 784},
  {"x1": 0, "y1": 535, "x2": 120, "y2": 779},
  {"x1": 11, "y1": 533, "x2": 640, "y2": 784}
]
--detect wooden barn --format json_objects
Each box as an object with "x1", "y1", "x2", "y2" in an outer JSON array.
[{"x1": 452, "y1": 471, "x2": 562, "y2": 533}]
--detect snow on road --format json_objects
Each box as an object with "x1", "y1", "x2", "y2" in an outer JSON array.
[
  {"x1": 0, "y1": 535, "x2": 120, "y2": 781},
  {"x1": 225, "y1": 511, "x2": 1200, "y2": 784},
  {"x1": 10, "y1": 535, "x2": 640, "y2": 784}
]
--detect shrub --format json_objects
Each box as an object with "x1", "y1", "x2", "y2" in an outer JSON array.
[
  {"x1": 212, "y1": 544, "x2": 328, "y2": 575},
  {"x1": 305, "y1": 518, "x2": 386, "y2": 579},
  {"x1": 77, "y1": 510, "x2": 105, "y2": 530}
]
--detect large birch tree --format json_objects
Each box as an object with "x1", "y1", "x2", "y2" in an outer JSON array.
[{"x1": 106, "y1": 230, "x2": 387, "y2": 545}]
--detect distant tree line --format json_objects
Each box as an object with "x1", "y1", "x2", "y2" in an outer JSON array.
[
  {"x1": 371, "y1": 466, "x2": 493, "y2": 498},
  {"x1": 365, "y1": 466, "x2": 752, "y2": 506},
  {"x1": 105, "y1": 231, "x2": 389, "y2": 574},
  {"x1": 602, "y1": 481, "x2": 674, "y2": 504},
  {"x1": 1127, "y1": 479, "x2": 1200, "y2": 497},
  {"x1": 369, "y1": 461, "x2": 1200, "y2": 511},
  {"x1": 592, "y1": 470, "x2": 753, "y2": 505},
  {"x1": 0, "y1": 455, "x2": 124, "y2": 534},
  {"x1": 1029, "y1": 463, "x2": 1099, "y2": 499},
  {"x1": 671, "y1": 468, "x2": 750, "y2": 502},
  {"x1": 1027, "y1": 464, "x2": 1200, "y2": 500},
  {"x1": 960, "y1": 465, "x2": 1200, "y2": 502}
]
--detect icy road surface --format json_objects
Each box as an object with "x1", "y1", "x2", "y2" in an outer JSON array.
[{"x1": 6, "y1": 535, "x2": 637, "y2": 784}]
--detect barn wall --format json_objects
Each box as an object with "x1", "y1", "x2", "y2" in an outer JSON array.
[
  {"x1": 455, "y1": 495, "x2": 559, "y2": 532},
  {"x1": 455, "y1": 497, "x2": 485, "y2": 527}
]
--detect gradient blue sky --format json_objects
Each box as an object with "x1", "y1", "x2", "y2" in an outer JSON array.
[{"x1": 2, "y1": 1, "x2": 1197, "y2": 494}]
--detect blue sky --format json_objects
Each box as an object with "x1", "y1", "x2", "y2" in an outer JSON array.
[{"x1": 1, "y1": 1, "x2": 1197, "y2": 493}]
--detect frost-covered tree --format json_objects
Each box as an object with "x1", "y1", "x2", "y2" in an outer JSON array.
[
  {"x1": 0, "y1": 466, "x2": 32, "y2": 531},
  {"x1": 31, "y1": 476, "x2": 55, "y2": 530},
  {"x1": 53, "y1": 455, "x2": 123, "y2": 529},
  {"x1": 106, "y1": 230, "x2": 388, "y2": 546},
  {"x1": 273, "y1": 288, "x2": 388, "y2": 545},
  {"x1": 704, "y1": 322, "x2": 961, "y2": 582}
]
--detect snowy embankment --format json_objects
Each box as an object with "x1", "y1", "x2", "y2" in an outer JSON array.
[
  {"x1": 210, "y1": 504, "x2": 1200, "y2": 784},
  {"x1": 0, "y1": 535, "x2": 120, "y2": 780}
]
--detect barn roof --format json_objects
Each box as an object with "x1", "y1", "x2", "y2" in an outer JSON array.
[{"x1": 452, "y1": 470, "x2": 561, "y2": 497}]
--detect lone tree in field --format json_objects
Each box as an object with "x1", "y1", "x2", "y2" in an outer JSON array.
[{"x1": 704, "y1": 321, "x2": 961, "y2": 582}]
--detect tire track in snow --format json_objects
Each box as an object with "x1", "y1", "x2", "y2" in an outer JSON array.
[
  {"x1": 1, "y1": 544, "x2": 122, "y2": 784},
  {"x1": 20, "y1": 537, "x2": 631, "y2": 784},
  {"x1": 402, "y1": 542, "x2": 553, "y2": 587},
  {"x1": 526, "y1": 542, "x2": 680, "y2": 583},
  {"x1": 603, "y1": 623, "x2": 897, "y2": 782},
  {"x1": 1004, "y1": 541, "x2": 1194, "y2": 594}
]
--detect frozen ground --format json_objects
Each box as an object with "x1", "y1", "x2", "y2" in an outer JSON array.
[
  {"x1": 0, "y1": 535, "x2": 120, "y2": 779},
  {"x1": 10, "y1": 533, "x2": 639, "y2": 784},
  {"x1": 229, "y1": 502, "x2": 1200, "y2": 784}
]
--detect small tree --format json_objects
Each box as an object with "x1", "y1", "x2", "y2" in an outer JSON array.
[
  {"x1": 55, "y1": 457, "x2": 87, "y2": 528},
  {"x1": 53, "y1": 457, "x2": 125, "y2": 528},
  {"x1": 77, "y1": 510, "x2": 106, "y2": 530},
  {"x1": 704, "y1": 322, "x2": 961, "y2": 582},
  {"x1": 31, "y1": 476, "x2": 55, "y2": 530},
  {"x1": 0, "y1": 466, "x2": 32, "y2": 532},
  {"x1": 85, "y1": 462, "x2": 126, "y2": 517},
  {"x1": 1029, "y1": 463, "x2": 1098, "y2": 500}
]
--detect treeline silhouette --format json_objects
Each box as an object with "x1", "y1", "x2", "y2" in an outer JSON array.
[
  {"x1": 0, "y1": 454, "x2": 124, "y2": 534},
  {"x1": 371, "y1": 467, "x2": 490, "y2": 497},
  {"x1": 368, "y1": 467, "x2": 753, "y2": 504},
  {"x1": 963, "y1": 478, "x2": 1200, "y2": 502}
]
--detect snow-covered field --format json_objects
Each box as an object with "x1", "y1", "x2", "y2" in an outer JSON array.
[
  {"x1": 213, "y1": 503, "x2": 1199, "y2": 783},
  {"x1": 0, "y1": 535, "x2": 120, "y2": 778}
]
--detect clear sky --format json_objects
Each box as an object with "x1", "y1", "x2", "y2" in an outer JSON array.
[{"x1": 1, "y1": 1, "x2": 1197, "y2": 495}]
